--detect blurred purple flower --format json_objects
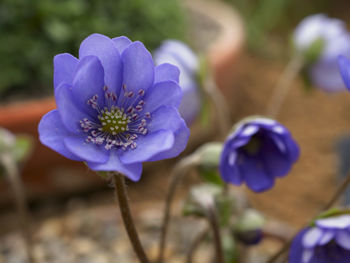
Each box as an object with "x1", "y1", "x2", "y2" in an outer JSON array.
[
  {"x1": 290, "y1": 214, "x2": 350, "y2": 263},
  {"x1": 338, "y1": 55, "x2": 350, "y2": 91},
  {"x1": 293, "y1": 14, "x2": 350, "y2": 92},
  {"x1": 219, "y1": 117, "x2": 299, "y2": 192},
  {"x1": 38, "y1": 34, "x2": 189, "y2": 181},
  {"x1": 154, "y1": 40, "x2": 201, "y2": 125}
]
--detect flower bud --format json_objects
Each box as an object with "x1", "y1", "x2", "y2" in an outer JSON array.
[
  {"x1": 195, "y1": 142, "x2": 223, "y2": 170},
  {"x1": 234, "y1": 209, "x2": 265, "y2": 245}
]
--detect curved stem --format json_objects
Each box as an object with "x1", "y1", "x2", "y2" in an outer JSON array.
[
  {"x1": 266, "y1": 54, "x2": 304, "y2": 119},
  {"x1": 113, "y1": 173, "x2": 150, "y2": 263},
  {"x1": 157, "y1": 155, "x2": 200, "y2": 263},
  {"x1": 186, "y1": 228, "x2": 209, "y2": 263},
  {"x1": 204, "y1": 74, "x2": 231, "y2": 138},
  {"x1": 1, "y1": 155, "x2": 34, "y2": 263},
  {"x1": 267, "y1": 172, "x2": 350, "y2": 263},
  {"x1": 206, "y1": 205, "x2": 224, "y2": 263}
]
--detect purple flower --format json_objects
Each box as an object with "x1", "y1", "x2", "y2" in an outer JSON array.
[
  {"x1": 338, "y1": 55, "x2": 350, "y2": 91},
  {"x1": 293, "y1": 14, "x2": 350, "y2": 92},
  {"x1": 290, "y1": 215, "x2": 350, "y2": 263},
  {"x1": 153, "y1": 40, "x2": 201, "y2": 125},
  {"x1": 219, "y1": 117, "x2": 300, "y2": 192},
  {"x1": 38, "y1": 34, "x2": 190, "y2": 181}
]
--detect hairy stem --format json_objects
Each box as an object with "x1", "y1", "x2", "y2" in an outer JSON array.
[
  {"x1": 113, "y1": 173, "x2": 150, "y2": 263},
  {"x1": 204, "y1": 74, "x2": 231, "y2": 138},
  {"x1": 267, "y1": 172, "x2": 350, "y2": 263},
  {"x1": 1, "y1": 155, "x2": 34, "y2": 263},
  {"x1": 157, "y1": 155, "x2": 200, "y2": 263},
  {"x1": 266, "y1": 54, "x2": 304, "y2": 119}
]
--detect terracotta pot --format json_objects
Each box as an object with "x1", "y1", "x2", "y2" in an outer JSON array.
[
  {"x1": 0, "y1": 98, "x2": 101, "y2": 205},
  {"x1": 184, "y1": 0, "x2": 245, "y2": 95},
  {"x1": 0, "y1": 0, "x2": 244, "y2": 203}
]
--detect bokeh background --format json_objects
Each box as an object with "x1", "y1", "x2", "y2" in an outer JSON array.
[{"x1": 1, "y1": 0, "x2": 350, "y2": 262}]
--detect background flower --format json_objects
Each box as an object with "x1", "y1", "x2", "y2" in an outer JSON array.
[
  {"x1": 338, "y1": 55, "x2": 350, "y2": 91},
  {"x1": 293, "y1": 14, "x2": 350, "y2": 92},
  {"x1": 289, "y1": 214, "x2": 350, "y2": 263},
  {"x1": 219, "y1": 117, "x2": 300, "y2": 192},
  {"x1": 39, "y1": 33, "x2": 190, "y2": 181},
  {"x1": 153, "y1": 40, "x2": 201, "y2": 125}
]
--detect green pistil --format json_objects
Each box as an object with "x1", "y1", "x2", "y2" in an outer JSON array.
[
  {"x1": 99, "y1": 108, "x2": 129, "y2": 135},
  {"x1": 242, "y1": 137, "x2": 262, "y2": 155}
]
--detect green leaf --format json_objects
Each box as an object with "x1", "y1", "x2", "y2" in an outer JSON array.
[
  {"x1": 302, "y1": 38, "x2": 325, "y2": 65},
  {"x1": 200, "y1": 96, "x2": 211, "y2": 128},
  {"x1": 300, "y1": 66, "x2": 314, "y2": 93},
  {"x1": 310, "y1": 208, "x2": 350, "y2": 226},
  {"x1": 44, "y1": 19, "x2": 72, "y2": 43},
  {"x1": 216, "y1": 195, "x2": 234, "y2": 227},
  {"x1": 199, "y1": 168, "x2": 224, "y2": 187}
]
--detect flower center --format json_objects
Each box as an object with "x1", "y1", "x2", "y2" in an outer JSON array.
[
  {"x1": 80, "y1": 85, "x2": 151, "y2": 151},
  {"x1": 242, "y1": 136, "x2": 262, "y2": 155},
  {"x1": 98, "y1": 108, "x2": 130, "y2": 135}
]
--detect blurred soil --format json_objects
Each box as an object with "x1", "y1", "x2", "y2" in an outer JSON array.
[{"x1": 229, "y1": 51, "x2": 350, "y2": 227}]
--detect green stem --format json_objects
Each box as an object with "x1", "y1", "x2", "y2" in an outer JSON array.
[
  {"x1": 322, "y1": 174, "x2": 350, "y2": 211},
  {"x1": 113, "y1": 173, "x2": 150, "y2": 263},
  {"x1": 1, "y1": 154, "x2": 34, "y2": 263},
  {"x1": 204, "y1": 74, "x2": 231, "y2": 138}
]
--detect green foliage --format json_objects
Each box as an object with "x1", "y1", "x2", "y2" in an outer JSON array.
[
  {"x1": 198, "y1": 57, "x2": 211, "y2": 127},
  {"x1": 222, "y1": 233, "x2": 239, "y2": 263},
  {"x1": 0, "y1": 0, "x2": 186, "y2": 100},
  {"x1": 12, "y1": 135, "x2": 33, "y2": 163},
  {"x1": 311, "y1": 208, "x2": 350, "y2": 226},
  {"x1": 216, "y1": 194, "x2": 235, "y2": 227},
  {"x1": 301, "y1": 38, "x2": 325, "y2": 64},
  {"x1": 224, "y1": 0, "x2": 329, "y2": 54},
  {"x1": 199, "y1": 168, "x2": 224, "y2": 187}
]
